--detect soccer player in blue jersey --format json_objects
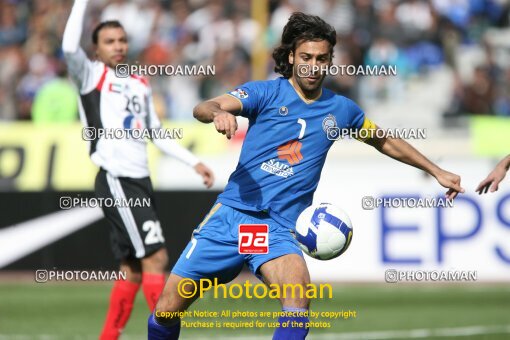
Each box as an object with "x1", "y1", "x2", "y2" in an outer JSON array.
[{"x1": 148, "y1": 12, "x2": 464, "y2": 339}]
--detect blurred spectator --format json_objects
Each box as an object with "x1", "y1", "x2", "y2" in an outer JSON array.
[
  {"x1": 101, "y1": 0, "x2": 160, "y2": 57},
  {"x1": 460, "y1": 65, "x2": 495, "y2": 115},
  {"x1": 269, "y1": 0, "x2": 298, "y2": 46},
  {"x1": 493, "y1": 68, "x2": 510, "y2": 116},
  {"x1": 303, "y1": 0, "x2": 354, "y2": 36},
  {"x1": 396, "y1": 0, "x2": 436, "y2": 43},
  {"x1": 0, "y1": 0, "x2": 507, "y2": 123},
  {"x1": 0, "y1": 46, "x2": 24, "y2": 120},
  {"x1": 325, "y1": 45, "x2": 358, "y2": 100},
  {"x1": 184, "y1": 0, "x2": 222, "y2": 34},
  {"x1": 376, "y1": 1, "x2": 403, "y2": 44},
  {"x1": 31, "y1": 61, "x2": 77, "y2": 124},
  {"x1": 351, "y1": 0, "x2": 376, "y2": 55},
  {"x1": 0, "y1": 1, "x2": 27, "y2": 46},
  {"x1": 432, "y1": 0, "x2": 471, "y2": 32},
  {"x1": 16, "y1": 53, "x2": 54, "y2": 120},
  {"x1": 445, "y1": 31, "x2": 509, "y2": 118},
  {"x1": 360, "y1": 37, "x2": 406, "y2": 105}
]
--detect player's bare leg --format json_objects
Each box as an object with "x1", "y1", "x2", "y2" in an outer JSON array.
[
  {"x1": 100, "y1": 258, "x2": 142, "y2": 340},
  {"x1": 141, "y1": 247, "x2": 169, "y2": 272},
  {"x1": 140, "y1": 248, "x2": 169, "y2": 311},
  {"x1": 260, "y1": 254, "x2": 311, "y2": 339},
  {"x1": 156, "y1": 273, "x2": 199, "y2": 318},
  {"x1": 148, "y1": 273, "x2": 200, "y2": 339},
  {"x1": 120, "y1": 257, "x2": 143, "y2": 283}
]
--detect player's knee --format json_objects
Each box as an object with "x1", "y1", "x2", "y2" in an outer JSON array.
[
  {"x1": 143, "y1": 248, "x2": 168, "y2": 272},
  {"x1": 155, "y1": 297, "x2": 172, "y2": 314},
  {"x1": 120, "y1": 259, "x2": 143, "y2": 283},
  {"x1": 154, "y1": 274, "x2": 194, "y2": 316},
  {"x1": 155, "y1": 249, "x2": 169, "y2": 268},
  {"x1": 280, "y1": 280, "x2": 311, "y2": 309},
  {"x1": 153, "y1": 297, "x2": 184, "y2": 326}
]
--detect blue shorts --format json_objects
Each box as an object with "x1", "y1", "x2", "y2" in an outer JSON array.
[{"x1": 171, "y1": 202, "x2": 303, "y2": 283}]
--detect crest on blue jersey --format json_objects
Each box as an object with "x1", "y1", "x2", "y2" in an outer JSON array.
[
  {"x1": 230, "y1": 88, "x2": 249, "y2": 99},
  {"x1": 322, "y1": 114, "x2": 337, "y2": 133},
  {"x1": 279, "y1": 106, "x2": 289, "y2": 116}
]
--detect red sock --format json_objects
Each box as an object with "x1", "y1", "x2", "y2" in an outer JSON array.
[
  {"x1": 99, "y1": 280, "x2": 140, "y2": 340},
  {"x1": 142, "y1": 273, "x2": 165, "y2": 311}
]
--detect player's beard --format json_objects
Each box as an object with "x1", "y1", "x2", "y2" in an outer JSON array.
[
  {"x1": 109, "y1": 55, "x2": 126, "y2": 68},
  {"x1": 96, "y1": 54, "x2": 125, "y2": 69},
  {"x1": 293, "y1": 71, "x2": 326, "y2": 97}
]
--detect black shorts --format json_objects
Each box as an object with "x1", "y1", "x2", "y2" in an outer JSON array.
[{"x1": 95, "y1": 169, "x2": 165, "y2": 260}]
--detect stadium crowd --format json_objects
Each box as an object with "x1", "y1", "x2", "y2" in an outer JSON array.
[{"x1": 0, "y1": 0, "x2": 509, "y2": 122}]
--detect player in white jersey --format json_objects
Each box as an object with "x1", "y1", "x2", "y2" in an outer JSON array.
[{"x1": 62, "y1": 1, "x2": 214, "y2": 339}]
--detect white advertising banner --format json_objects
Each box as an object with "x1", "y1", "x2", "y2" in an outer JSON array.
[
  {"x1": 158, "y1": 155, "x2": 510, "y2": 282},
  {"x1": 309, "y1": 157, "x2": 510, "y2": 282}
]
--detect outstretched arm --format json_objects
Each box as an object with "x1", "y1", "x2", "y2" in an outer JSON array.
[
  {"x1": 62, "y1": 0, "x2": 92, "y2": 89},
  {"x1": 152, "y1": 138, "x2": 214, "y2": 188},
  {"x1": 364, "y1": 127, "x2": 465, "y2": 200},
  {"x1": 147, "y1": 92, "x2": 214, "y2": 188},
  {"x1": 476, "y1": 154, "x2": 510, "y2": 194}
]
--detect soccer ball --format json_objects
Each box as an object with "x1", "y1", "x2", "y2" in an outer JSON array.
[{"x1": 294, "y1": 203, "x2": 353, "y2": 260}]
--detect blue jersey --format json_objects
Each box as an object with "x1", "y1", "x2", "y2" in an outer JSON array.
[{"x1": 217, "y1": 77, "x2": 366, "y2": 229}]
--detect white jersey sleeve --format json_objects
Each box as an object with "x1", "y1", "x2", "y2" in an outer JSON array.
[
  {"x1": 62, "y1": 0, "x2": 97, "y2": 93},
  {"x1": 147, "y1": 90, "x2": 200, "y2": 167}
]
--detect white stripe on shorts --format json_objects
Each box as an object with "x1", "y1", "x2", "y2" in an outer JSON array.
[{"x1": 106, "y1": 172, "x2": 146, "y2": 258}]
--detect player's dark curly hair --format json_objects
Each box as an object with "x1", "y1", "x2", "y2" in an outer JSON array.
[
  {"x1": 92, "y1": 20, "x2": 124, "y2": 44},
  {"x1": 273, "y1": 12, "x2": 336, "y2": 78}
]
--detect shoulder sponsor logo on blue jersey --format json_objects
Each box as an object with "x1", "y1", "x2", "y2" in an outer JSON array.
[
  {"x1": 230, "y1": 88, "x2": 249, "y2": 99},
  {"x1": 322, "y1": 114, "x2": 337, "y2": 133}
]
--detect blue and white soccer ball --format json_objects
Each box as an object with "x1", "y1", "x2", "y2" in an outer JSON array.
[{"x1": 294, "y1": 203, "x2": 353, "y2": 260}]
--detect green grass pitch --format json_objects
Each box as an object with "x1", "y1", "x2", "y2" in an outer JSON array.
[{"x1": 0, "y1": 282, "x2": 509, "y2": 339}]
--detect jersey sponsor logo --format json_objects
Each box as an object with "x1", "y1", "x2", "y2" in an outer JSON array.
[
  {"x1": 238, "y1": 224, "x2": 269, "y2": 254},
  {"x1": 277, "y1": 139, "x2": 303, "y2": 165},
  {"x1": 322, "y1": 114, "x2": 337, "y2": 134},
  {"x1": 260, "y1": 139, "x2": 302, "y2": 178},
  {"x1": 123, "y1": 115, "x2": 145, "y2": 130},
  {"x1": 279, "y1": 106, "x2": 289, "y2": 116},
  {"x1": 260, "y1": 158, "x2": 295, "y2": 178},
  {"x1": 229, "y1": 88, "x2": 248, "y2": 99}
]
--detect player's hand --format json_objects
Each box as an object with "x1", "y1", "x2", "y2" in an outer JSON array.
[
  {"x1": 476, "y1": 165, "x2": 507, "y2": 195},
  {"x1": 434, "y1": 169, "x2": 465, "y2": 200},
  {"x1": 194, "y1": 162, "x2": 214, "y2": 188},
  {"x1": 213, "y1": 111, "x2": 238, "y2": 139}
]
